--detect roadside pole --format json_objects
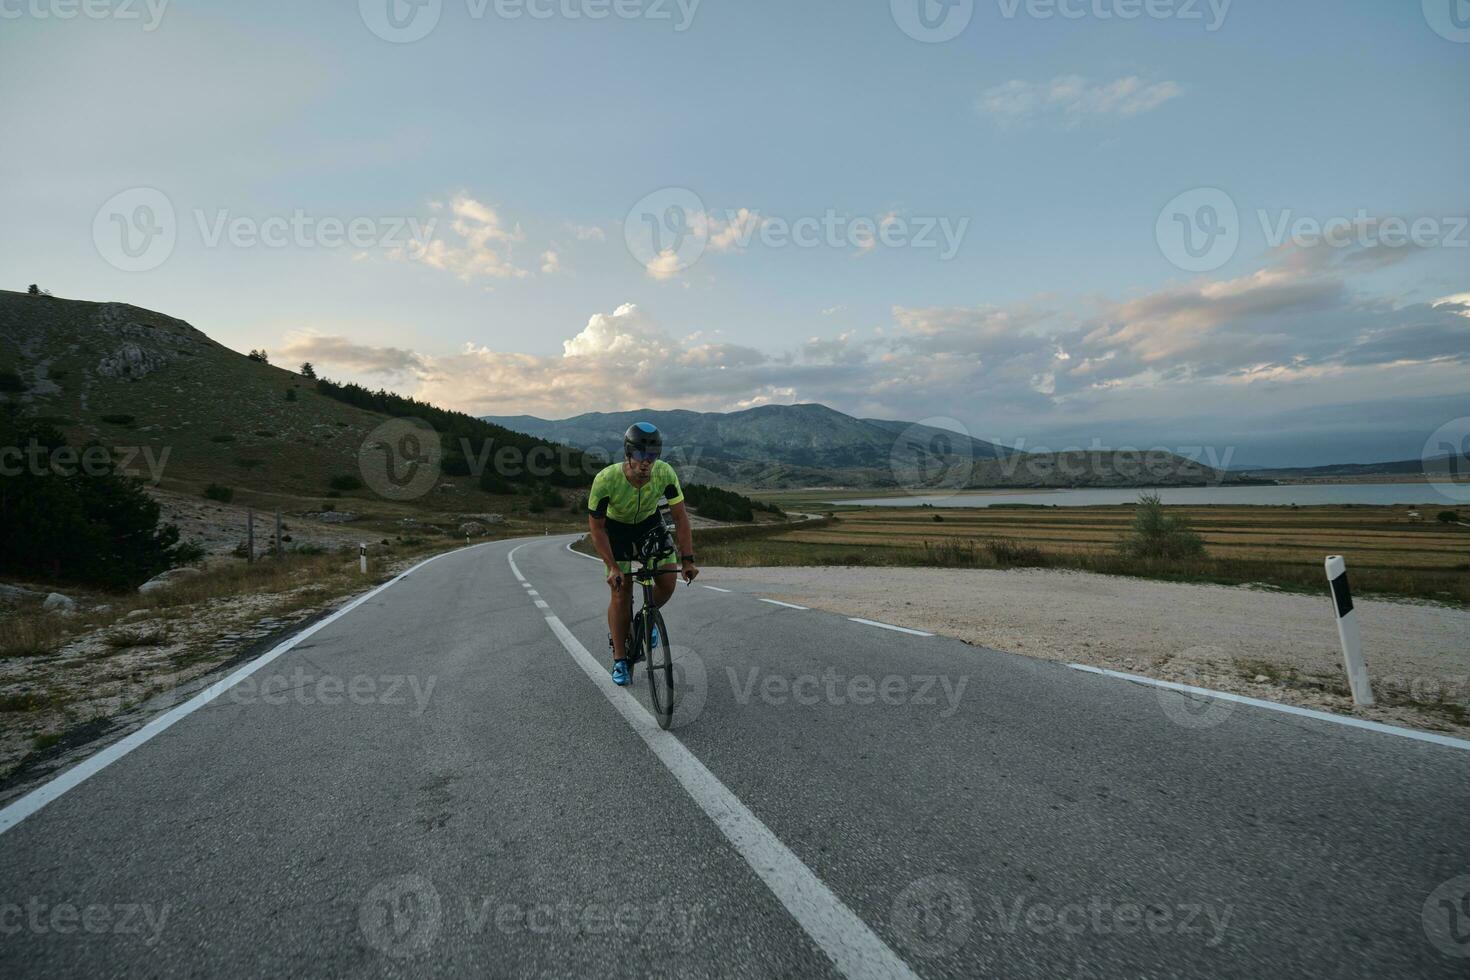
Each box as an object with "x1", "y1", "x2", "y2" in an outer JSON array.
[
  {"x1": 1325, "y1": 556, "x2": 1373, "y2": 706},
  {"x1": 246, "y1": 508, "x2": 254, "y2": 563},
  {"x1": 359, "y1": 543, "x2": 367, "y2": 575},
  {"x1": 274, "y1": 511, "x2": 282, "y2": 559}
]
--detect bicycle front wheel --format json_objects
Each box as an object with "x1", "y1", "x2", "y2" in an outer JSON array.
[{"x1": 645, "y1": 608, "x2": 674, "y2": 729}]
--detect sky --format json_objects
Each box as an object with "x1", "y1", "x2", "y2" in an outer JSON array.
[{"x1": 2, "y1": 0, "x2": 1467, "y2": 467}]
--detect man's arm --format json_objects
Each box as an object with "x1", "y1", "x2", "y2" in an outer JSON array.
[
  {"x1": 587, "y1": 514, "x2": 620, "y2": 580},
  {"x1": 669, "y1": 500, "x2": 698, "y2": 582}
]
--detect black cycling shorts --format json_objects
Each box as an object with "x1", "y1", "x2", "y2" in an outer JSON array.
[{"x1": 604, "y1": 513, "x2": 676, "y2": 574}]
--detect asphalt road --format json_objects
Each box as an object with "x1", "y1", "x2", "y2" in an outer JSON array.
[{"x1": 1, "y1": 533, "x2": 1468, "y2": 978}]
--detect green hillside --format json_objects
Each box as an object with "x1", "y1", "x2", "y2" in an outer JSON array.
[{"x1": 0, "y1": 290, "x2": 589, "y2": 507}]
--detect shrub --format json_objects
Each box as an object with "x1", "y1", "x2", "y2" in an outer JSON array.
[
  {"x1": 100, "y1": 413, "x2": 135, "y2": 427},
  {"x1": 203, "y1": 483, "x2": 234, "y2": 503},
  {"x1": 329, "y1": 474, "x2": 363, "y2": 492},
  {"x1": 0, "y1": 408, "x2": 192, "y2": 589},
  {"x1": 987, "y1": 538, "x2": 1050, "y2": 568},
  {"x1": 0, "y1": 370, "x2": 24, "y2": 393},
  {"x1": 285, "y1": 388, "x2": 297, "y2": 402},
  {"x1": 253, "y1": 430, "x2": 275, "y2": 438},
  {"x1": 1438, "y1": 511, "x2": 1460, "y2": 525},
  {"x1": 247, "y1": 349, "x2": 269, "y2": 363},
  {"x1": 234, "y1": 458, "x2": 263, "y2": 469},
  {"x1": 1118, "y1": 493, "x2": 1205, "y2": 560},
  {"x1": 27, "y1": 284, "x2": 40, "y2": 296},
  {"x1": 300, "y1": 362, "x2": 316, "y2": 379},
  {"x1": 210, "y1": 433, "x2": 235, "y2": 443},
  {"x1": 932, "y1": 514, "x2": 944, "y2": 522},
  {"x1": 920, "y1": 538, "x2": 980, "y2": 567},
  {"x1": 325, "y1": 489, "x2": 342, "y2": 499}
]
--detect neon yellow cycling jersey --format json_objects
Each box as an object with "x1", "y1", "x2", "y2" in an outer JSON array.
[{"x1": 586, "y1": 460, "x2": 685, "y2": 524}]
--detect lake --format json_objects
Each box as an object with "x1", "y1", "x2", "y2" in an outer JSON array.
[{"x1": 840, "y1": 482, "x2": 1466, "y2": 509}]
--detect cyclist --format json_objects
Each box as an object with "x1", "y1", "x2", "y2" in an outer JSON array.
[{"x1": 586, "y1": 422, "x2": 699, "y2": 686}]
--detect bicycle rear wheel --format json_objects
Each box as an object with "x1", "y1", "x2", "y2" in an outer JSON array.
[{"x1": 645, "y1": 608, "x2": 674, "y2": 729}]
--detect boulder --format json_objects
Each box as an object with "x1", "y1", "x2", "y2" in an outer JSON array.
[
  {"x1": 43, "y1": 592, "x2": 77, "y2": 613},
  {"x1": 138, "y1": 566, "x2": 203, "y2": 594},
  {"x1": 459, "y1": 522, "x2": 487, "y2": 537}
]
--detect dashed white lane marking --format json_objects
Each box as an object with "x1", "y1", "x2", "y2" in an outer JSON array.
[
  {"x1": 1069, "y1": 664, "x2": 1470, "y2": 752},
  {"x1": 847, "y1": 618, "x2": 933, "y2": 637},
  {"x1": 758, "y1": 598, "x2": 809, "y2": 610},
  {"x1": 702, "y1": 585, "x2": 732, "y2": 593},
  {"x1": 0, "y1": 540, "x2": 499, "y2": 837},
  {"x1": 507, "y1": 543, "x2": 920, "y2": 980},
  {"x1": 527, "y1": 590, "x2": 539, "y2": 596},
  {"x1": 533, "y1": 600, "x2": 549, "y2": 609}
]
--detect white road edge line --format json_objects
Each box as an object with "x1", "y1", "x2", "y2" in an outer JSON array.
[
  {"x1": 0, "y1": 540, "x2": 499, "y2": 837},
  {"x1": 564, "y1": 539, "x2": 601, "y2": 562},
  {"x1": 848, "y1": 618, "x2": 933, "y2": 637},
  {"x1": 508, "y1": 543, "x2": 920, "y2": 980},
  {"x1": 702, "y1": 585, "x2": 732, "y2": 593},
  {"x1": 1068, "y1": 664, "x2": 1470, "y2": 752},
  {"x1": 758, "y1": 598, "x2": 808, "y2": 610}
]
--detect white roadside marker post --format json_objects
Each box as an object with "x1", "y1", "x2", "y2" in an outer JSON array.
[
  {"x1": 1325, "y1": 555, "x2": 1373, "y2": 706},
  {"x1": 359, "y1": 542, "x2": 367, "y2": 575}
]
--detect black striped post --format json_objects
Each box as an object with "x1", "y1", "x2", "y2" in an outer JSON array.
[{"x1": 1325, "y1": 555, "x2": 1373, "y2": 706}]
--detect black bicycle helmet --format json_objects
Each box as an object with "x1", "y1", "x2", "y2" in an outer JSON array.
[{"x1": 623, "y1": 421, "x2": 663, "y2": 459}]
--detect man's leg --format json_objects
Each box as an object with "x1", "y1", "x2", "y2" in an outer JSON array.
[
  {"x1": 651, "y1": 573, "x2": 676, "y2": 608},
  {"x1": 608, "y1": 572, "x2": 633, "y2": 661}
]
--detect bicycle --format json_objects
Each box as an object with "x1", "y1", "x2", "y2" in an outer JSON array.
[{"x1": 620, "y1": 514, "x2": 680, "y2": 729}]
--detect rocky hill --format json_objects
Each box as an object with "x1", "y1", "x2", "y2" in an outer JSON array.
[{"x1": 486, "y1": 405, "x2": 1244, "y2": 490}]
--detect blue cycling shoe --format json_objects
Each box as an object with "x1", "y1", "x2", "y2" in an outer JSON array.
[
  {"x1": 611, "y1": 660, "x2": 631, "y2": 686},
  {"x1": 650, "y1": 623, "x2": 660, "y2": 649}
]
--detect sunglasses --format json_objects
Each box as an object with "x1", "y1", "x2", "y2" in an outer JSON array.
[{"x1": 628, "y1": 451, "x2": 661, "y2": 462}]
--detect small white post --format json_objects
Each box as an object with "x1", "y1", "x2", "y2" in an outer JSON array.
[
  {"x1": 1325, "y1": 556, "x2": 1373, "y2": 706},
  {"x1": 359, "y1": 542, "x2": 367, "y2": 575}
]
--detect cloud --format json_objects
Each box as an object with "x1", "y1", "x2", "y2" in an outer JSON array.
[
  {"x1": 568, "y1": 224, "x2": 606, "y2": 242},
  {"x1": 276, "y1": 335, "x2": 425, "y2": 376},
  {"x1": 390, "y1": 193, "x2": 528, "y2": 281},
  {"x1": 978, "y1": 75, "x2": 1183, "y2": 126},
  {"x1": 540, "y1": 248, "x2": 562, "y2": 275},
  {"x1": 296, "y1": 246, "x2": 1469, "y2": 459}
]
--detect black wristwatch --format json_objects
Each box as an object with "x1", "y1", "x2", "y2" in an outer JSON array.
[{"x1": 681, "y1": 554, "x2": 696, "y2": 563}]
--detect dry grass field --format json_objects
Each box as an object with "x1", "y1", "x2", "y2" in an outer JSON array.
[{"x1": 700, "y1": 504, "x2": 1470, "y2": 605}]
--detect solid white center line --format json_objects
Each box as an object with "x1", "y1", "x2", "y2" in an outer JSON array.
[
  {"x1": 1069, "y1": 664, "x2": 1470, "y2": 751},
  {"x1": 701, "y1": 585, "x2": 731, "y2": 592},
  {"x1": 507, "y1": 543, "x2": 919, "y2": 980},
  {"x1": 848, "y1": 618, "x2": 933, "y2": 637},
  {"x1": 758, "y1": 598, "x2": 808, "y2": 610}
]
